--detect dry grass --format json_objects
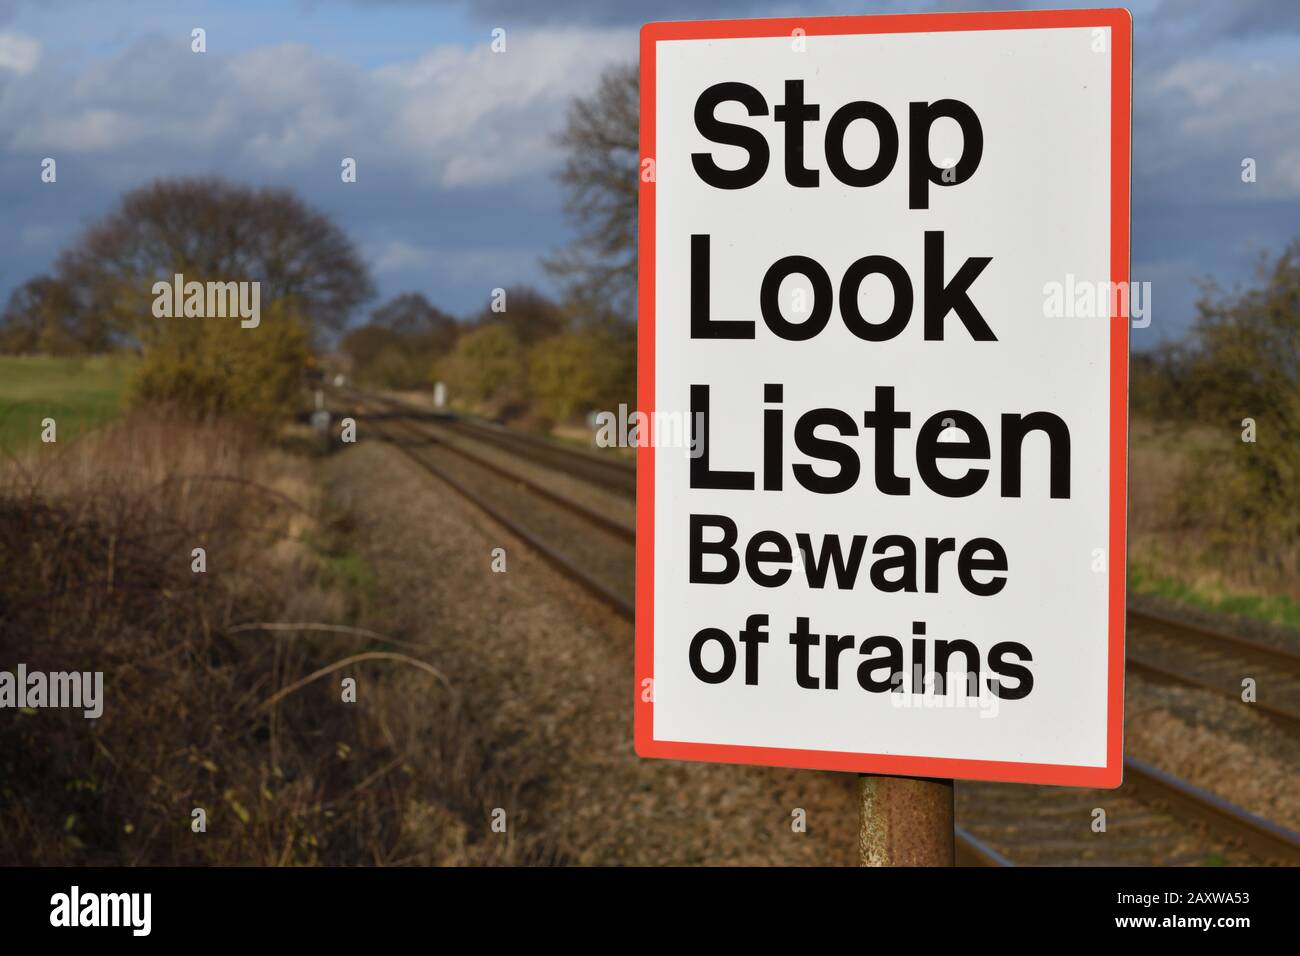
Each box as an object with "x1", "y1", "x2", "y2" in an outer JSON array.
[
  {"x1": 1129, "y1": 417, "x2": 1300, "y2": 617},
  {"x1": 0, "y1": 408, "x2": 534, "y2": 865}
]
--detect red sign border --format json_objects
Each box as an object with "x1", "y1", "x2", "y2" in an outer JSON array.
[{"x1": 635, "y1": 8, "x2": 1131, "y2": 788}]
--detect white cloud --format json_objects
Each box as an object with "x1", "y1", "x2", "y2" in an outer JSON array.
[
  {"x1": 0, "y1": 29, "x2": 38, "y2": 73},
  {"x1": 370, "y1": 237, "x2": 542, "y2": 287},
  {"x1": 18, "y1": 107, "x2": 140, "y2": 150},
  {"x1": 1, "y1": 27, "x2": 633, "y2": 188},
  {"x1": 1137, "y1": 54, "x2": 1300, "y2": 200},
  {"x1": 375, "y1": 27, "x2": 634, "y2": 186},
  {"x1": 373, "y1": 239, "x2": 436, "y2": 274}
]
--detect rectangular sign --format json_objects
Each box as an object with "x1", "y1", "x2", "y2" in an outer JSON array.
[{"x1": 635, "y1": 9, "x2": 1131, "y2": 787}]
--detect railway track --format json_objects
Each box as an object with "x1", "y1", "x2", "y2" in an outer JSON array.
[
  {"x1": 1127, "y1": 609, "x2": 1300, "y2": 734},
  {"x1": 443, "y1": 417, "x2": 636, "y2": 496},
  {"x1": 344, "y1": 389, "x2": 1300, "y2": 867},
  {"x1": 352, "y1": 390, "x2": 1300, "y2": 733},
  {"x1": 347, "y1": 388, "x2": 636, "y2": 496},
  {"x1": 351, "y1": 401, "x2": 636, "y2": 618},
  {"x1": 958, "y1": 757, "x2": 1300, "y2": 866}
]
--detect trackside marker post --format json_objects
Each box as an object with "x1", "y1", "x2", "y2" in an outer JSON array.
[{"x1": 635, "y1": 9, "x2": 1132, "y2": 864}]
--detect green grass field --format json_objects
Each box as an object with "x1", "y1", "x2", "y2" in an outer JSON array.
[
  {"x1": 1128, "y1": 563, "x2": 1300, "y2": 630},
  {"x1": 0, "y1": 355, "x2": 136, "y2": 454}
]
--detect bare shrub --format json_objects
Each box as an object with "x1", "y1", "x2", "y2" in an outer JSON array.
[{"x1": 0, "y1": 411, "x2": 541, "y2": 864}]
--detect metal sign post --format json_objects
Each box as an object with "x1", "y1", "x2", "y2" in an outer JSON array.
[{"x1": 858, "y1": 775, "x2": 954, "y2": 866}]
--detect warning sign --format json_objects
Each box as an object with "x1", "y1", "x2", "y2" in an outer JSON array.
[{"x1": 635, "y1": 10, "x2": 1131, "y2": 787}]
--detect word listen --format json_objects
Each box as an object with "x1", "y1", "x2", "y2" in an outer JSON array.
[{"x1": 691, "y1": 383, "x2": 1069, "y2": 499}]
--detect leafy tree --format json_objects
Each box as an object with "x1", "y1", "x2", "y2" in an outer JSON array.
[
  {"x1": 342, "y1": 293, "x2": 462, "y2": 389},
  {"x1": 1175, "y1": 242, "x2": 1300, "y2": 578},
  {"x1": 529, "y1": 323, "x2": 635, "y2": 422},
  {"x1": 529, "y1": 332, "x2": 605, "y2": 422},
  {"x1": 436, "y1": 324, "x2": 526, "y2": 416},
  {"x1": 364, "y1": 346, "x2": 433, "y2": 391},
  {"x1": 1186, "y1": 245, "x2": 1299, "y2": 426},
  {"x1": 340, "y1": 323, "x2": 406, "y2": 376},
  {"x1": 130, "y1": 299, "x2": 309, "y2": 431},
  {"x1": 1130, "y1": 345, "x2": 1195, "y2": 421},
  {"x1": 475, "y1": 286, "x2": 566, "y2": 346}
]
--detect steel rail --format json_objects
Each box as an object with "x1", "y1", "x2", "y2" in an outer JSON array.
[
  {"x1": 1123, "y1": 757, "x2": 1300, "y2": 865},
  {"x1": 366, "y1": 411, "x2": 635, "y2": 621},
  {"x1": 386, "y1": 409, "x2": 635, "y2": 544},
  {"x1": 1129, "y1": 607, "x2": 1300, "y2": 671},
  {"x1": 348, "y1": 386, "x2": 636, "y2": 494},
  {"x1": 1125, "y1": 654, "x2": 1300, "y2": 735},
  {"x1": 954, "y1": 826, "x2": 1015, "y2": 867},
  {"x1": 1127, "y1": 607, "x2": 1300, "y2": 733}
]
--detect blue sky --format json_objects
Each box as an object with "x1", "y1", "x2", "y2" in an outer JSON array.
[{"x1": 1, "y1": 0, "x2": 1298, "y2": 348}]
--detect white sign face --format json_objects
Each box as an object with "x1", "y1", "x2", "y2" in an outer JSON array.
[{"x1": 635, "y1": 10, "x2": 1130, "y2": 787}]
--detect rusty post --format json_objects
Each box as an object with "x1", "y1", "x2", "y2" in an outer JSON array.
[{"x1": 857, "y1": 774, "x2": 954, "y2": 866}]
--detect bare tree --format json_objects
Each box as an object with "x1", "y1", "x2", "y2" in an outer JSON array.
[
  {"x1": 370, "y1": 292, "x2": 459, "y2": 353},
  {"x1": 54, "y1": 177, "x2": 373, "y2": 346},
  {"x1": 474, "y1": 285, "x2": 567, "y2": 345},
  {"x1": 0, "y1": 275, "x2": 99, "y2": 354},
  {"x1": 342, "y1": 291, "x2": 463, "y2": 389},
  {"x1": 546, "y1": 63, "x2": 639, "y2": 319}
]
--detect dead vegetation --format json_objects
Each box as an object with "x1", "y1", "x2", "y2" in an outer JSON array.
[
  {"x1": 1129, "y1": 416, "x2": 1300, "y2": 608},
  {"x1": 1129, "y1": 241, "x2": 1300, "y2": 608},
  {"x1": 0, "y1": 409, "x2": 538, "y2": 865}
]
